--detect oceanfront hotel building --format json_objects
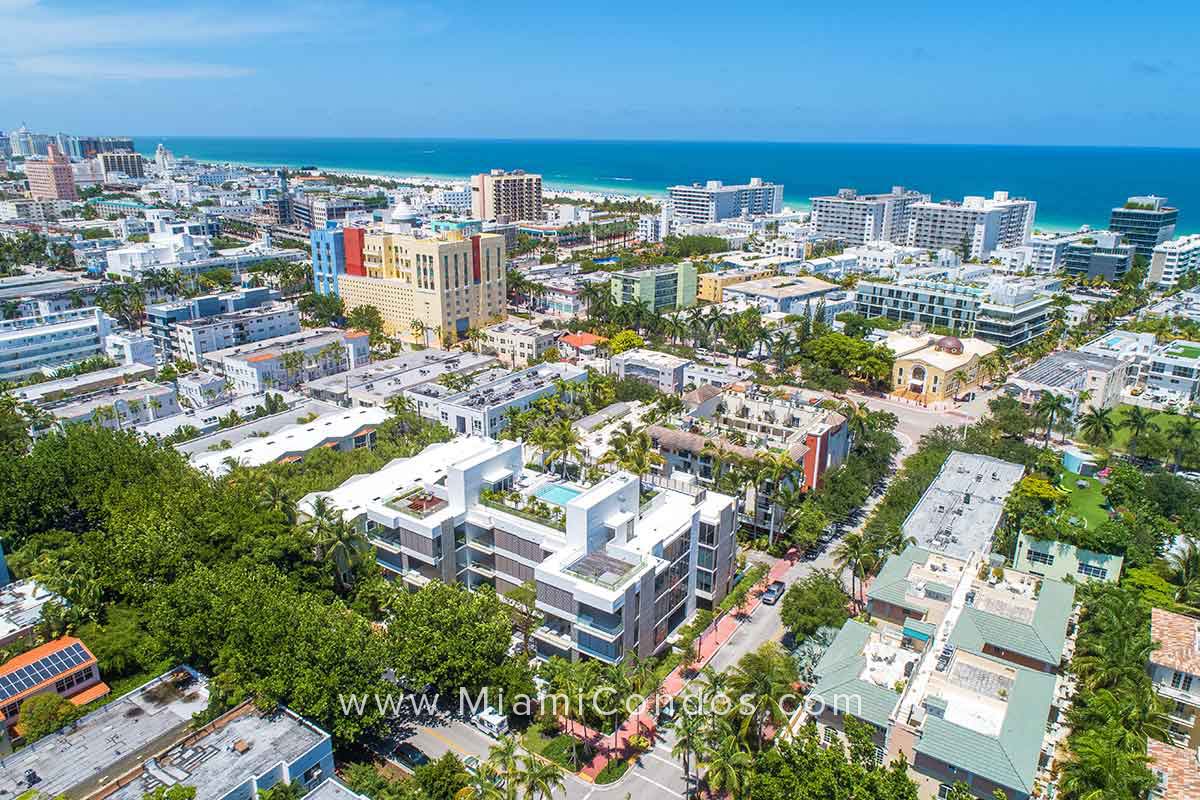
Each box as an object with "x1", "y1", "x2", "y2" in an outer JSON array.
[{"x1": 299, "y1": 437, "x2": 738, "y2": 664}]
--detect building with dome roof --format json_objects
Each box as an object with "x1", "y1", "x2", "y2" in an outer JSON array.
[{"x1": 886, "y1": 326, "x2": 996, "y2": 406}]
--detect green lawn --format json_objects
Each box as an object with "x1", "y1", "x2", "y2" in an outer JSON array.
[
  {"x1": 1104, "y1": 404, "x2": 1189, "y2": 452},
  {"x1": 1057, "y1": 470, "x2": 1110, "y2": 529}
]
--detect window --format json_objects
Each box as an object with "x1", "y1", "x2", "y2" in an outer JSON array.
[
  {"x1": 937, "y1": 786, "x2": 955, "y2": 800},
  {"x1": 873, "y1": 745, "x2": 886, "y2": 768},
  {"x1": 821, "y1": 725, "x2": 836, "y2": 746},
  {"x1": 1028, "y1": 549, "x2": 1055, "y2": 566},
  {"x1": 1172, "y1": 671, "x2": 1194, "y2": 692},
  {"x1": 1077, "y1": 563, "x2": 1108, "y2": 580}
]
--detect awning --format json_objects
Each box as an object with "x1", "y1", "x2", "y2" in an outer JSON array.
[
  {"x1": 278, "y1": 454, "x2": 303, "y2": 463},
  {"x1": 69, "y1": 681, "x2": 112, "y2": 706},
  {"x1": 903, "y1": 619, "x2": 936, "y2": 642},
  {"x1": 604, "y1": 510, "x2": 634, "y2": 529},
  {"x1": 482, "y1": 467, "x2": 513, "y2": 484}
]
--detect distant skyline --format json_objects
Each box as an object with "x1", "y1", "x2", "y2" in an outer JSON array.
[{"x1": 2, "y1": 0, "x2": 1198, "y2": 147}]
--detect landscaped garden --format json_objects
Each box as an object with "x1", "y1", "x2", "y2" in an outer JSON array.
[{"x1": 1055, "y1": 469, "x2": 1111, "y2": 529}]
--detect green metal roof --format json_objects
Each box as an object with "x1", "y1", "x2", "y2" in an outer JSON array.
[
  {"x1": 914, "y1": 662, "x2": 1056, "y2": 794},
  {"x1": 809, "y1": 620, "x2": 901, "y2": 729},
  {"x1": 866, "y1": 546, "x2": 932, "y2": 613},
  {"x1": 925, "y1": 581, "x2": 954, "y2": 596},
  {"x1": 904, "y1": 619, "x2": 937, "y2": 637},
  {"x1": 948, "y1": 578, "x2": 1075, "y2": 666}
]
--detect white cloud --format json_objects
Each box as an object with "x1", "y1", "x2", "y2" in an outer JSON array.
[{"x1": 15, "y1": 55, "x2": 253, "y2": 80}]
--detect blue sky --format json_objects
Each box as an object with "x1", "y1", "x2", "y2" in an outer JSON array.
[{"x1": 1, "y1": 0, "x2": 1197, "y2": 146}]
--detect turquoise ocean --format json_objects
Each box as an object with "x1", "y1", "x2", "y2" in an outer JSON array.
[{"x1": 135, "y1": 138, "x2": 1199, "y2": 234}]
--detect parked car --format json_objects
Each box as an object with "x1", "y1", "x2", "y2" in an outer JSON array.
[
  {"x1": 393, "y1": 743, "x2": 430, "y2": 771},
  {"x1": 472, "y1": 706, "x2": 510, "y2": 738},
  {"x1": 761, "y1": 580, "x2": 786, "y2": 605}
]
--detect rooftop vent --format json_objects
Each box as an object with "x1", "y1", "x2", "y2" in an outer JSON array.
[{"x1": 233, "y1": 739, "x2": 252, "y2": 754}]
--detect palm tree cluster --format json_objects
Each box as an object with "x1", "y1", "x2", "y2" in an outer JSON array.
[
  {"x1": 1058, "y1": 583, "x2": 1163, "y2": 800},
  {"x1": 456, "y1": 735, "x2": 565, "y2": 800},
  {"x1": 832, "y1": 526, "x2": 916, "y2": 609},
  {"x1": 671, "y1": 644, "x2": 799, "y2": 799},
  {"x1": 299, "y1": 495, "x2": 373, "y2": 594},
  {"x1": 598, "y1": 421, "x2": 664, "y2": 484}
]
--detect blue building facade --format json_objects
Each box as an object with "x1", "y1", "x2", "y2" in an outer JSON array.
[
  {"x1": 310, "y1": 222, "x2": 346, "y2": 297},
  {"x1": 147, "y1": 286, "x2": 276, "y2": 360}
]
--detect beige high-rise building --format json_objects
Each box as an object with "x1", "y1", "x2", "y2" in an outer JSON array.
[
  {"x1": 25, "y1": 144, "x2": 79, "y2": 201},
  {"x1": 470, "y1": 169, "x2": 542, "y2": 222},
  {"x1": 338, "y1": 230, "x2": 507, "y2": 347}
]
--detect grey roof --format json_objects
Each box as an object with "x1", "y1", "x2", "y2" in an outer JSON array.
[
  {"x1": 1014, "y1": 349, "x2": 1123, "y2": 388},
  {"x1": 915, "y1": 661, "x2": 1057, "y2": 795},
  {"x1": 172, "y1": 398, "x2": 345, "y2": 455},
  {"x1": 948, "y1": 578, "x2": 1076, "y2": 666},
  {"x1": 304, "y1": 779, "x2": 371, "y2": 800},
  {"x1": 901, "y1": 451, "x2": 1025, "y2": 560}
]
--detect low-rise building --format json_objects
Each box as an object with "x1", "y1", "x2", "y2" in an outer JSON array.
[
  {"x1": 721, "y1": 275, "x2": 843, "y2": 316},
  {"x1": 0, "y1": 667, "x2": 335, "y2": 799},
  {"x1": 900, "y1": 451, "x2": 1025, "y2": 560},
  {"x1": 0, "y1": 637, "x2": 108, "y2": 740},
  {"x1": 887, "y1": 330, "x2": 997, "y2": 406},
  {"x1": 1012, "y1": 533, "x2": 1123, "y2": 583},
  {"x1": 103, "y1": 330, "x2": 155, "y2": 367},
  {"x1": 1147, "y1": 340, "x2": 1200, "y2": 401},
  {"x1": 189, "y1": 406, "x2": 389, "y2": 476},
  {"x1": 483, "y1": 321, "x2": 561, "y2": 367},
  {"x1": 299, "y1": 437, "x2": 738, "y2": 655},
  {"x1": 610, "y1": 348, "x2": 691, "y2": 393},
  {"x1": 1149, "y1": 607, "x2": 1200, "y2": 749},
  {"x1": 203, "y1": 328, "x2": 371, "y2": 395},
  {"x1": 1006, "y1": 349, "x2": 1129, "y2": 412},
  {"x1": 0, "y1": 307, "x2": 111, "y2": 382},
  {"x1": 1027, "y1": 229, "x2": 1094, "y2": 273},
  {"x1": 1079, "y1": 329, "x2": 1157, "y2": 384},
  {"x1": 559, "y1": 332, "x2": 607, "y2": 359},
  {"x1": 172, "y1": 302, "x2": 301, "y2": 364},
  {"x1": 696, "y1": 264, "x2": 777, "y2": 303},
  {"x1": 41, "y1": 380, "x2": 180, "y2": 430},
  {"x1": 0, "y1": 581, "x2": 63, "y2": 647},
  {"x1": 305, "y1": 350, "x2": 498, "y2": 407},
  {"x1": 421, "y1": 362, "x2": 587, "y2": 437},
  {"x1": 13, "y1": 362, "x2": 155, "y2": 406}
]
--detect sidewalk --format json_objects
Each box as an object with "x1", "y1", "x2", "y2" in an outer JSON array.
[{"x1": 574, "y1": 556, "x2": 792, "y2": 781}]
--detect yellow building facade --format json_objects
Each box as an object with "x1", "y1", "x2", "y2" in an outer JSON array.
[
  {"x1": 696, "y1": 265, "x2": 777, "y2": 303},
  {"x1": 887, "y1": 331, "x2": 996, "y2": 405},
  {"x1": 338, "y1": 231, "x2": 507, "y2": 347}
]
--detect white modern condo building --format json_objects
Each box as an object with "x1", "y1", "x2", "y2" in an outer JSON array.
[
  {"x1": 667, "y1": 178, "x2": 783, "y2": 224},
  {"x1": 298, "y1": 437, "x2": 738, "y2": 664}
]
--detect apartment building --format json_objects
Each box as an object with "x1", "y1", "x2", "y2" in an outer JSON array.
[
  {"x1": 299, "y1": 437, "x2": 738, "y2": 659},
  {"x1": 292, "y1": 196, "x2": 364, "y2": 230},
  {"x1": 1012, "y1": 533, "x2": 1123, "y2": 583},
  {"x1": 42, "y1": 380, "x2": 181, "y2": 430},
  {"x1": 1149, "y1": 234, "x2": 1200, "y2": 288},
  {"x1": 1109, "y1": 195, "x2": 1178, "y2": 259},
  {"x1": 0, "y1": 198, "x2": 77, "y2": 222},
  {"x1": 172, "y1": 302, "x2": 301, "y2": 364},
  {"x1": 203, "y1": 328, "x2": 370, "y2": 395},
  {"x1": 1150, "y1": 608, "x2": 1200, "y2": 749},
  {"x1": 667, "y1": 178, "x2": 783, "y2": 224},
  {"x1": 722, "y1": 275, "x2": 846, "y2": 317},
  {"x1": 609, "y1": 263, "x2": 698, "y2": 310},
  {"x1": 610, "y1": 348, "x2": 691, "y2": 393},
  {"x1": 1062, "y1": 231, "x2": 1135, "y2": 281},
  {"x1": 696, "y1": 264, "x2": 777, "y2": 303},
  {"x1": 13, "y1": 362, "x2": 155, "y2": 407},
  {"x1": 906, "y1": 192, "x2": 1036, "y2": 259},
  {"x1": 413, "y1": 362, "x2": 586, "y2": 437},
  {"x1": 1147, "y1": 339, "x2": 1200, "y2": 401},
  {"x1": 1079, "y1": 329, "x2": 1157, "y2": 384},
  {"x1": 98, "y1": 151, "x2": 145, "y2": 181},
  {"x1": 1027, "y1": 229, "x2": 1093, "y2": 274},
  {"x1": 310, "y1": 221, "x2": 349, "y2": 296},
  {"x1": 483, "y1": 321, "x2": 561, "y2": 367},
  {"x1": 470, "y1": 169, "x2": 543, "y2": 222},
  {"x1": 1007, "y1": 350, "x2": 1129, "y2": 412},
  {"x1": 0, "y1": 667, "x2": 336, "y2": 799},
  {"x1": 809, "y1": 186, "x2": 928, "y2": 245},
  {"x1": 305, "y1": 350, "x2": 498, "y2": 407},
  {"x1": 25, "y1": 143, "x2": 79, "y2": 201},
  {"x1": 855, "y1": 277, "x2": 1052, "y2": 349},
  {"x1": 337, "y1": 230, "x2": 506, "y2": 346},
  {"x1": 190, "y1": 406, "x2": 389, "y2": 476},
  {"x1": 0, "y1": 307, "x2": 111, "y2": 381},
  {"x1": 0, "y1": 637, "x2": 107, "y2": 740},
  {"x1": 147, "y1": 285, "x2": 278, "y2": 359}
]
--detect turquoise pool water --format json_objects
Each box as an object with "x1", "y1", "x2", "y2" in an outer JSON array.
[{"x1": 535, "y1": 484, "x2": 583, "y2": 506}]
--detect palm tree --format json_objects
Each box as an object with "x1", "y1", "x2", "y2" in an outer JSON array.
[
  {"x1": 671, "y1": 710, "x2": 705, "y2": 799},
  {"x1": 753, "y1": 451, "x2": 801, "y2": 548},
  {"x1": 1169, "y1": 537, "x2": 1200, "y2": 604},
  {"x1": 456, "y1": 766, "x2": 505, "y2": 800},
  {"x1": 307, "y1": 510, "x2": 371, "y2": 592},
  {"x1": 1121, "y1": 405, "x2": 1159, "y2": 457},
  {"x1": 543, "y1": 419, "x2": 584, "y2": 479},
  {"x1": 1079, "y1": 406, "x2": 1116, "y2": 448},
  {"x1": 839, "y1": 399, "x2": 872, "y2": 446},
  {"x1": 517, "y1": 755, "x2": 564, "y2": 800},
  {"x1": 280, "y1": 350, "x2": 307, "y2": 388},
  {"x1": 484, "y1": 734, "x2": 522, "y2": 800},
  {"x1": 833, "y1": 531, "x2": 871, "y2": 609},
  {"x1": 410, "y1": 318, "x2": 427, "y2": 347},
  {"x1": 700, "y1": 734, "x2": 752, "y2": 798},
  {"x1": 726, "y1": 642, "x2": 798, "y2": 749},
  {"x1": 1034, "y1": 391, "x2": 1072, "y2": 445}
]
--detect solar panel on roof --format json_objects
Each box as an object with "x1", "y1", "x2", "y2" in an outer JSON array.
[{"x1": 0, "y1": 644, "x2": 91, "y2": 701}]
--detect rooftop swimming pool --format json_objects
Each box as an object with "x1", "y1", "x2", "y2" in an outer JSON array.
[{"x1": 534, "y1": 484, "x2": 583, "y2": 506}]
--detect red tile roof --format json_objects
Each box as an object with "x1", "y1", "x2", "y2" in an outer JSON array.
[
  {"x1": 1149, "y1": 739, "x2": 1200, "y2": 799},
  {"x1": 1151, "y1": 607, "x2": 1200, "y2": 674},
  {"x1": 561, "y1": 333, "x2": 606, "y2": 349}
]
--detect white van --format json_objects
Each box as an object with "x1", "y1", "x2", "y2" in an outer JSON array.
[{"x1": 473, "y1": 706, "x2": 510, "y2": 738}]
